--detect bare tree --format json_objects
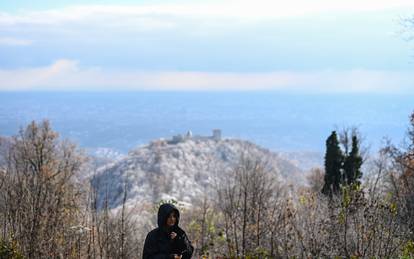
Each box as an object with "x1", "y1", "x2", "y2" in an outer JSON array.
[
  {"x1": 337, "y1": 126, "x2": 369, "y2": 162},
  {"x1": 0, "y1": 120, "x2": 85, "y2": 258},
  {"x1": 216, "y1": 154, "x2": 284, "y2": 258},
  {"x1": 307, "y1": 167, "x2": 325, "y2": 193},
  {"x1": 0, "y1": 121, "x2": 145, "y2": 259}
]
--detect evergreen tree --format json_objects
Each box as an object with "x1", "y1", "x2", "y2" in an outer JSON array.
[
  {"x1": 322, "y1": 131, "x2": 344, "y2": 196},
  {"x1": 343, "y1": 135, "x2": 363, "y2": 185}
]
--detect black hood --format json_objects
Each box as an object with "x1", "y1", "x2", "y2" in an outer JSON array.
[{"x1": 157, "y1": 203, "x2": 180, "y2": 229}]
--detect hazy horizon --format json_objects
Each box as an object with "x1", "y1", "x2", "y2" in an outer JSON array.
[{"x1": 1, "y1": 91, "x2": 412, "y2": 155}]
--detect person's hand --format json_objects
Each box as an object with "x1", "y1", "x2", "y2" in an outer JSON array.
[
  {"x1": 173, "y1": 254, "x2": 182, "y2": 259},
  {"x1": 170, "y1": 231, "x2": 177, "y2": 239}
]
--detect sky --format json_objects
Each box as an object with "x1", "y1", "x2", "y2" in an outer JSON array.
[{"x1": 0, "y1": 0, "x2": 414, "y2": 92}]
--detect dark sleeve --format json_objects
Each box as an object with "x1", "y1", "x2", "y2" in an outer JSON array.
[
  {"x1": 179, "y1": 232, "x2": 194, "y2": 259},
  {"x1": 142, "y1": 231, "x2": 173, "y2": 259}
]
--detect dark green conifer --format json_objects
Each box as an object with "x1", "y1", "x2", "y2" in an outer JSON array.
[
  {"x1": 322, "y1": 131, "x2": 344, "y2": 196},
  {"x1": 343, "y1": 135, "x2": 363, "y2": 185}
]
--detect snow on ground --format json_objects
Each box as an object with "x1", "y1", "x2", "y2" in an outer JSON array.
[{"x1": 90, "y1": 136, "x2": 304, "y2": 211}]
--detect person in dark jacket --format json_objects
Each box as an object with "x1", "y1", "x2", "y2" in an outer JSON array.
[{"x1": 143, "y1": 203, "x2": 194, "y2": 259}]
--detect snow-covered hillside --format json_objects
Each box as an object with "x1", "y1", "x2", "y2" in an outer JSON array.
[{"x1": 91, "y1": 136, "x2": 304, "y2": 210}]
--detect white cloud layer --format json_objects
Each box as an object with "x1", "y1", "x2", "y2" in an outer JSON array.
[
  {"x1": 1, "y1": 0, "x2": 414, "y2": 27},
  {"x1": 1, "y1": 60, "x2": 413, "y2": 93}
]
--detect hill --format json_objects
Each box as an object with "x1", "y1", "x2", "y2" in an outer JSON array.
[{"x1": 91, "y1": 135, "x2": 304, "y2": 210}]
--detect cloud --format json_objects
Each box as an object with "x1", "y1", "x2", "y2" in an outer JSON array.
[
  {"x1": 1, "y1": 60, "x2": 413, "y2": 93},
  {"x1": 0, "y1": 60, "x2": 79, "y2": 90},
  {"x1": 1, "y1": 0, "x2": 414, "y2": 28},
  {"x1": 0, "y1": 37, "x2": 32, "y2": 46}
]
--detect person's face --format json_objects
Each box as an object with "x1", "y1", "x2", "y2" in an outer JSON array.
[{"x1": 166, "y1": 211, "x2": 177, "y2": 227}]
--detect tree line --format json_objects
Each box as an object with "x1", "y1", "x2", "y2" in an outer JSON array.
[
  {"x1": 0, "y1": 121, "x2": 143, "y2": 258},
  {"x1": 0, "y1": 112, "x2": 414, "y2": 258}
]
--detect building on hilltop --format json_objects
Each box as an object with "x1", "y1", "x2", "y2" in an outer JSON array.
[
  {"x1": 212, "y1": 129, "x2": 221, "y2": 141},
  {"x1": 171, "y1": 134, "x2": 184, "y2": 144},
  {"x1": 168, "y1": 129, "x2": 222, "y2": 144}
]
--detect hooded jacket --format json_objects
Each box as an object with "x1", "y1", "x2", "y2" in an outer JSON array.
[{"x1": 142, "y1": 203, "x2": 194, "y2": 259}]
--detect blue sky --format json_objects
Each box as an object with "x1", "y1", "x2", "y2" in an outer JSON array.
[{"x1": 0, "y1": 0, "x2": 413, "y2": 92}]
